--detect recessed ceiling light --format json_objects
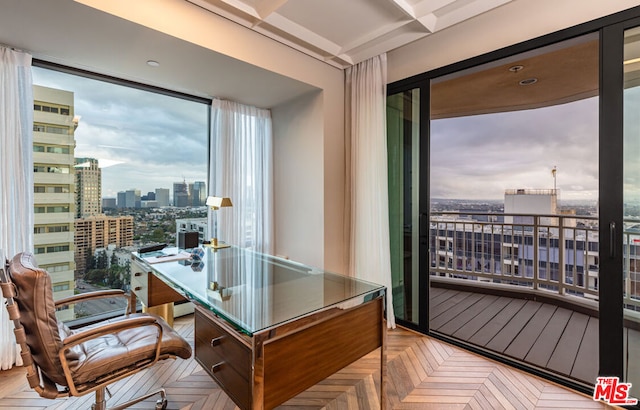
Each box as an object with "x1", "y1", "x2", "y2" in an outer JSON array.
[
  {"x1": 509, "y1": 65, "x2": 524, "y2": 72},
  {"x1": 146, "y1": 60, "x2": 160, "y2": 67},
  {"x1": 519, "y1": 78, "x2": 538, "y2": 86}
]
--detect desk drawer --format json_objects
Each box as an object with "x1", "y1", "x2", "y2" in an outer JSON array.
[
  {"x1": 194, "y1": 308, "x2": 251, "y2": 380},
  {"x1": 131, "y1": 270, "x2": 149, "y2": 306},
  {"x1": 195, "y1": 338, "x2": 250, "y2": 410},
  {"x1": 195, "y1": 308, "x2": 251, "y2": 409}
]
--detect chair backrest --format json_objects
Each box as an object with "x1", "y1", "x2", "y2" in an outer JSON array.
[{"x1": 5, "y1": 252, "x2": 67, "y2": 386}]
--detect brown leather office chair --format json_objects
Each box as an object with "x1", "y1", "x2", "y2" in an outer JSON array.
[{"x1": 0, "y1": 252, "x2": 192, "y2": 410}]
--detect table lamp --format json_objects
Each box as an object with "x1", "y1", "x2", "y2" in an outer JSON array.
[{"x1": 206, "y1": 196, "x2": 232, "y2": 249}]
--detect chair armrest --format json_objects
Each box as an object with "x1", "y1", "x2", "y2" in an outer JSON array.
[
  {"x1": 61, "y1": 315, "x2": 161, "y2": 348},
  {"x1": 58, "y1": 315, "x2": 164, "y2": 397},
  {"x1": 54, "y1": 289, "x2": 127, "y2": 308}
]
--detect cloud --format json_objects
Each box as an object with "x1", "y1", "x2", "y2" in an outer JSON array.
[
  {"x1": 33, "y1": 66, "x2": 209, "y2": 198},
  {"x1": 430, "y1": 96, "x2": 598, "y2": 201}
]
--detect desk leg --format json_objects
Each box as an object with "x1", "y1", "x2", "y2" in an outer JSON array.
[
  {"x1": 129, "y1": 292, "x2": 137, "y2": 315},
  {"x1": 380, "y1": 310, "x2": 387, "y2": 409},
  {"x1": 143, "y1": 302, "x2": 174, "y2": 327}
]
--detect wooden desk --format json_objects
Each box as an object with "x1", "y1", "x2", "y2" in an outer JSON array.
[{"x1": 131, "y1": 247, "x2": 386, "y2": 410}]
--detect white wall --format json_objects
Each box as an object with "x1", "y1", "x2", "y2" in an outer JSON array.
[
  {"x1": 272, "y1": 91, "x2": 325, "y2": 269},
  {"x1": 387, "y1": 0, "x2": 640, "y2": 83}
]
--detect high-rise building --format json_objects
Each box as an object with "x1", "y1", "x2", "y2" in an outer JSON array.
[
  {"x1": 125, "y1": 189, "x2": 141, "y2": 208},
  {"x1": 33, "y1": 85, "x2": 77, "y2": 321},
  {"x1": 173, "y1": 181, "x2": 188, "y2": 207},
  {"x1": 156, "y1": 188, "x2": 170, "y2": 207},
  {"x1": 117, "y1": 189, "x2": 141, "y2": 208},
  {"x1": 102, "y1": 198, "x2": 116, "y2": 208},
  {"x1": 74, "y1": 215, "x2": 134, "y2": 275},
  {"x1": 193, "y1": 181, "x2": 207, "y2": 206},
  {"x1": 75, "y1": 157, "x2": 102, "y2": 218}
]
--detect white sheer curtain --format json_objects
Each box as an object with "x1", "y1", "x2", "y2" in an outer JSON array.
[
  {"x1": 0, "y1": 46, "x2": 33, "y2": 369},
  {"x1": 209, "y1": 99, "x2": 273, "y2": 255},
  {"x1": 346, "y1": 53, "x2": 395, "y2": 328}
]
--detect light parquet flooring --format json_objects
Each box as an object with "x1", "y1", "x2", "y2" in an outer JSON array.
[{"x1": 0, "y1": 315, "x2": 619, "y2": 410}]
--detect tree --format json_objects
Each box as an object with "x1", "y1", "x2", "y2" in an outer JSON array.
[
  {"x1": 96, "y1": 250, "x2": 108, "y2": 269},
  {"x1": 151, "y1": 228, "x2": 165, "y2": 243},
  {"x1": 85, "y1": 251, "x2": 95, "y2": 271},
  {"x1": 85, "y1": 268, "x2": 108, "y2": 285},
  {"x1": 110, "y1": 251, "x2": 118, "y2": 268}
]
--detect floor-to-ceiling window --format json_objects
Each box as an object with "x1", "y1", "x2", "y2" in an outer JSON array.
[
  {"x1": 31, "y1": 63, "x2": 209, "y2": 322},
  {"x1": 388, "y1": 7, "x2": 640, "y2": 399}
]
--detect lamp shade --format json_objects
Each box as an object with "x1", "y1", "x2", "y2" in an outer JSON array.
[{"x1": 206, "y1": 196, "x2": 233, "y2": 209}]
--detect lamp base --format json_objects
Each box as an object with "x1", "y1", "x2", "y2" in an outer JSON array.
[
  {"x1": 207, "y1": 238, "x2": 230, "y2": 249},
  {"x1": 211, "y1": 243, "x2": 230, "y2": 249}
]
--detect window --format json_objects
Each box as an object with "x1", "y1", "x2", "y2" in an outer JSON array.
[
  {"x1": 33, "y1": 123, "x2": 69, "y2": 135},
  {"x1": 34, "y1": 102, "x2": 69, "y2": 115},
  {"x1": 53, "y1": 283, "x2": 70, "y2": 292},
  {"x1": 47, "y1": 146, "x2": 70, "y2": 154},
  {"x1": 48, "y1": 225, "x2": 69, "y2": 233},
  {"x1": 46, "y1": 245, "x2": 70, "y2": 253},
  {"x1": 32, "y1": 63, "x2": 209, "y2": 323},
  {"x1": 47, "y1": 206, "x2": 70, "y2": 213},
  {"x1": 34, "y1": 165, "x2": 70, "y2": 174}
]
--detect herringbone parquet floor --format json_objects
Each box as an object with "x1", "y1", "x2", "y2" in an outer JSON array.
[{"x1": 0, "y1": 315, "x2": 618, "y2": 409}]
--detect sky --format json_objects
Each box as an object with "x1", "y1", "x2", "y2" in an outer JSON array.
[
  {"x1": 430, "y1": 96, "x2": 600, "y2": 202},
  {"x1": 32, "y1": 67, "x2": 209, "y2": 199},
  {"x1": 31, "y1": 65, "x2": 640, "y2": 205}
]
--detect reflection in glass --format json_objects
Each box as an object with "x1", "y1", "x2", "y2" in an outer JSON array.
[
  {"x1": 387, "y1": 89, "x2": 420, "y2": 324},
  {"x1": 137, "y1": 246, "x2": 385, "y2": 335}
]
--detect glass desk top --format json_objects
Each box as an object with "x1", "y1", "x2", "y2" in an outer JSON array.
[{"x1": 133, "y1": 246, "x2": 385, "y2": 336}]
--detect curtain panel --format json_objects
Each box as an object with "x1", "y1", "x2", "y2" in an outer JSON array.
[
  {"x1": 209, "y1": 99, "x2": 274, "y2": 255},
  {"x1": 0, "y1": 46, "x2": 34, "y2": 369},
  {"x1": 345, "y1": 53, "x2": 396, "y2": 328}
]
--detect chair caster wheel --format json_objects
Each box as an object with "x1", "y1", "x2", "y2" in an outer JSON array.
[{"x1": 155, "y1": 398, "x2": 167, "y2": 409}]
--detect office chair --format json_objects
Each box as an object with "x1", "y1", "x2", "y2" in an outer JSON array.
[{"x1": 0, "y1": 252, "x2": 192, "y2": 410}]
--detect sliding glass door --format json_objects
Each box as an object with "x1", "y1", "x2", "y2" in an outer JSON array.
[
  {"x1": 623, "y1": 24, "x2": 640, "y2": 399},
  {"x1": 387, "y1": 7, "x2": 640, "y2": 398},
  {"x1": 428, "y1": 33, "x2": 600, "y2": 385},
  {"x1": 387, "y1": 89, "x2": 421, "y2": 326}
]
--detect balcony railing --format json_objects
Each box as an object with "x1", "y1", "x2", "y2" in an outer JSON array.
[{"x1": 429, "y1": 212, "x2": 640, "y2": 311}]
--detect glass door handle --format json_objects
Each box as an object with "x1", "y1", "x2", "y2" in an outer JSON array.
[{"x1": 610, "y1": 221, "x2": 616, "y2": 259}]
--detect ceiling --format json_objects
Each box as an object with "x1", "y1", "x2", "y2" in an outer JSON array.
[
  {"x1": 186, "y1": 0, "x2": 514, "y2": 69},
  {"x1": 431, "y1": 35, "x2": 599, "y2": 119},
  {"x1": 0, "y1": 0, "x2": 516, "y2": 108},
  {"x1": 0, "y1": 0, "x2": 630, "y2": 115}
]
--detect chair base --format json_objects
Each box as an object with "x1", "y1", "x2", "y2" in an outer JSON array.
[{"x1": 92, "y1": 386, "x2": 167, "y2": 410}]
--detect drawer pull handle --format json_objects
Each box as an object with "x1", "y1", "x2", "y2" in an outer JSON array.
[
  {"x1": 211, "y1": 336, "x2": 225, "y2": 346},
  {"x1": 134, "y1": 286, "x2": 142, "y2": 291},
  {"x1": 134, "y1": 272, "x2": 142, "y2": 277},
  {"x1": 211, "y1": 362, "x2": 224, "y2": 373}
]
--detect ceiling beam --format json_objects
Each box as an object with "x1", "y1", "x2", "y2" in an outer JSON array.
[
  {"x1": 261, "y1": 13, "x2": 343, "y2": 56},
  {"x1": 253, "y1": 0, "x2": 288, "y2": 19}
]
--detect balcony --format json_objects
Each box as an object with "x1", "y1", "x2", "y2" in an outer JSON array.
[{"x1": 427, "y1": 211, "x2": 640, "y2": 388}]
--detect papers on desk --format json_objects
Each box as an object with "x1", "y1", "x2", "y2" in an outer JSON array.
[{"x1": 144, "y1": 251, "x2": 192, "y2": 264}]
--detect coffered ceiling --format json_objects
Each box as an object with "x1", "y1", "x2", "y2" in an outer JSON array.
[{"x1": 187, "y1": 0, "x2": 514, "y2": 68}]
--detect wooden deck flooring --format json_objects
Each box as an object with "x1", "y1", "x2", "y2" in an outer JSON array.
[
  {"x1": 0, "y1": 315, "x2": 617, "y2": 409},
  {"x1": 430, "y1": 286, "x2": 600, "y2": 383}
]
